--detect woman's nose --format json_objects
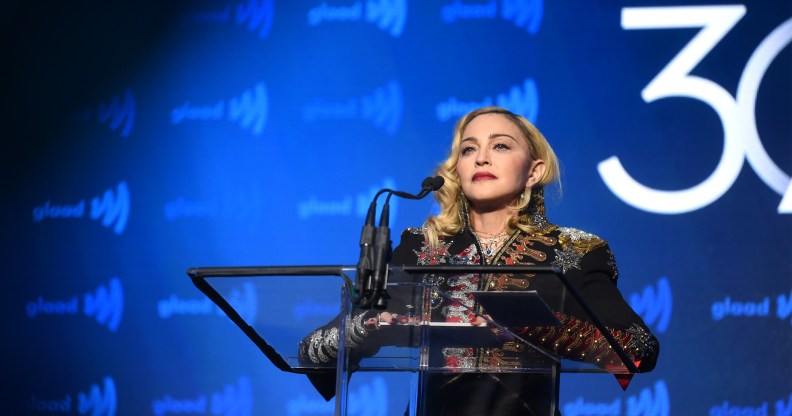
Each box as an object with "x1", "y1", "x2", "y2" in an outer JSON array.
[{"x1": 475, "y1": 148, "x2": 490, "y2": 166}]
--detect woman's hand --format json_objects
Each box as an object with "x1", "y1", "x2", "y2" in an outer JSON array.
[
  {"x1": 365, "y1": 312, "x2": 416, "y2": 329},
  {"x1": 470, "y1": 314, "x2": 493, "y2": 326}
]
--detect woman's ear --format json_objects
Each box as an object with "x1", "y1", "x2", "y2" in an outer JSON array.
[{"x1": 526, "y1": 159, "x2": 546, "y2": 188}]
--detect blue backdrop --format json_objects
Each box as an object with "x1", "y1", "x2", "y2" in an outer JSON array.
[{"x1": 2, "y1": 1, "x2": 790, "y2": 415}]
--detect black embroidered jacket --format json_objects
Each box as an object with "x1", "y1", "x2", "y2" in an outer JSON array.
[{"x1": 299, "y1": 188, "x2": 659, "y2": 415}]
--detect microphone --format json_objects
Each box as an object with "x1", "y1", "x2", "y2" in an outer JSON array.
[
  {"x1": 354, "y1": 201, "x2": 377, "y2": 303},
  {"x1": 387, "y1": 176, "x2": 445, "y2": 202},
  {"x1": 424, "y1": 176, "x2": 445, "y2": 191},
  {"x1": 425, "y1": 176, "x2": 444, "y2": 193},
  {"x1": 363, "y1": 176, "x2": 445, "y2": 309}
]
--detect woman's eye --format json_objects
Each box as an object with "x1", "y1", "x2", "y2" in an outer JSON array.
[
  {"x1": 494, "y1": 143, "x2": 510, "y2": 151},
  {"x1": 461, "y1": 146, "x2": 475, "y2": 155}
]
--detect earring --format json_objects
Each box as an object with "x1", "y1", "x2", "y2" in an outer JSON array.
[
  {"x1": 526, "y1": 187, "x2": 549, "y2": 229},
  {"x1": 457, "y1": 193, "x2": 471, "y2": 227}
]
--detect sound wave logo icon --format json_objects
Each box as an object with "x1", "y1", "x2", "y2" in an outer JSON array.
[
  {"x1": 356, "y1": 177, "x2": 398, "y2": 222},
  {"x1": 365, "y1": 0, "x2": 407, "y2": 37},
  {"x1": 501, "y1": 0, "x2": 543, "y2": 34},
  {"x1": 211, "y1": 377, "x2": 253, "y2": 416},
  {"x1": 228, "y1": 82, "x2": 269, "y2": 136},
  {"x1": 235, "y1": 0, "x2": 274, "y2": 38},
  {"x1": 776, "y1": 291, "x2": 792, "y2": 324},
  {"x1": 629, "y1": 277, "x2": 672, "y2": 334},
  {"x1": 435, "y1": 78, "x2": 539, "y2": 123},
  {"x1": 776, "y1": 394, "x2": 792, "y2": 416},
  {"x1": 495, "y1": 78, "x2": 539, "y2": 122},
  {"x1": 77, "y1": 377, "x2": 117, "y2": 416},
  {"x1": 83, "y1": 277, "x2": 124, "y2": 333},
  {"x1": 90, "y1": 182, "x2": 130, "y2": 235},
  {"x1": 626, "y1": 380, "x2": 670, "y2": 416},
  {"x1": 97, "y1": 88, "x2": 136, "y2": 138},
  {"x1": 360, "y1": 80, "x2": 403, "y2": 136}
]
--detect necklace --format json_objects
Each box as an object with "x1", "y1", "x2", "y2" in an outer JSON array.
[{"x1": 474, "y1": 230, "x2": 509, "y2": 257}]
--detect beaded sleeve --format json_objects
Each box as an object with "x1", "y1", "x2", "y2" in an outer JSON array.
[
  {"x1": 298, "y1": 310, "x2": 379, "y2": 366},
  {"x1": 515, "y1": 312, "x2": 658, "y2": 370}
]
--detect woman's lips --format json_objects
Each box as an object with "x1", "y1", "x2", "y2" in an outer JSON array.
[{"x1": 472, "y1": 172, "x2": 497, "y2": 181}]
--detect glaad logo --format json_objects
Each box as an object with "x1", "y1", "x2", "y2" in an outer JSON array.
[
  {"x1": 628, "y1": 277, "x2": 672, "y2": 333},
  {"x1": 164, "y1": 183, "x2": 264, "y2": 223},
  {"x1": 435, "y1": 78, "x2": 539, "y2": 123},
  {"x1": 563, "y1": 397, "x2": 620, "y2": 416},
  {"x1": 302, "y1": 80, "x2": 403, "y2": 136},
  {"x1": 98, "y1": 89, "x2": 136, "y2": 138},
  {"x1": 228, "y1": 83, "x2": 269, "y2": 135},
  {"x1": 501, "y1": 0, "x2": 542, "y2": 33},
  {"x1": 26, "y1": 278, "x2": 124, "y2": 333},
  {"x1": 778, "y1": 394, "x2": 792, "y2": 416},
  {"x1": 599, "y1": 6, "x2": 792, "y2": 214},
  {"x1": 710, "y1": 394, "x2": 792, "y2": 416},
  {"x1": 26, "y1": 394, "x2": 72, "y2": 413},
  {"x1": 78, "y1": 377, "x2": 117, "y2": 416},
  {"x1": 563, "y1": 380, "x2": 669, "y2": 416},
  {"x1": 210, "y1": 377, "x2": 253, "y2": 416},
  {"x1": 170, "y1": 82, "x2": 269, "y2": 136},
  {"x1": 152, "y1": 377, "x2": 253, "y2": 416},
  {"x1": 361, "y1": 80, "x2": 403, "y2": 136},
  {"x1": 778, "y1": 291, "x2": 792, "y2": 324},
  {"x1": 298, "y1": 178, "x2": 399, "y2": 222},
  {"x1": 366, "y1": 0, "x2": 407, "y2": 38},
  {"x1": 157, "y1": 282, "x2": 258, "y2": 326},
  {"x1": 90, "y1": 182, "x2": 130, "y2": 235},
  {"x1": 441, "y1": 0, "x2": 543, "y2": 34},
  {"x1": 287, "y1": 377, "x2": 387, "y2": 416},
  {"x1": 442, "y1": 0, "x2": 497, "y2": 22},
  {"x1": 83, "y1": 278, "x2": 124, "y2": 332},
  {"x1": 32, "y1": 182, "x2": 131, "y2": 235},
  {"x1": 712, "y1": 290, "x2": 792, "y2": 325},
  {"x1": 236, "y1": 0, "x2": 275, "y2": 38},
  {"x1": 27, "y1": 376, "x2": 117, "y2": 415},
  {"x1": 181, "y1": 0, "x2": 274, "y2": 38},
  {"x1": 307, "y1": 0, "x2": 407, "y2": 37},
  {"x1": 626, "y1": 380, "x2": 670, "y2": 416},
  {"x1": 73, "y1": 89, "x2": 136, "y2": 138}
]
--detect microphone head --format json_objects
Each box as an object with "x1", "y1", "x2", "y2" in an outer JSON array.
[
  {"x1": 430, "y1": 176, "x2": 445, "y2": 191},
  {"x1": 421, "y1": 177, "x2": 434, "y2": 190}
]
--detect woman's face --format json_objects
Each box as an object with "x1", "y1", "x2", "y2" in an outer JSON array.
[{"x1": 455, "y1": 113, "x2": 538, "y2": 211}]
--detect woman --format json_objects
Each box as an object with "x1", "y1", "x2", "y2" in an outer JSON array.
[{"x1": 300, "y1": 106, "x2": 659, "y2": 415}]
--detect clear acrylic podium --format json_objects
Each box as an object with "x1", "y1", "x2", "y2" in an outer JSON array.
[{"x1": 187, "y1": 265, "x2": 640, "y2": 416}]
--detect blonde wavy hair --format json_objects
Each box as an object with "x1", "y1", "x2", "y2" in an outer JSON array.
[{"x1": 423, "y1": 106, "x2": 560, "y2": 248}]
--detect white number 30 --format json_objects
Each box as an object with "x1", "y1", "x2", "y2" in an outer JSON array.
[{"x1": 598, "y1": 5, "x2": 792, "y2": 214}]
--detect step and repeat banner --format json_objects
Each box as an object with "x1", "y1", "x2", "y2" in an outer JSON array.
[{"x1": 2, "y1": 1, "x2": 790, "y2": 415}]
